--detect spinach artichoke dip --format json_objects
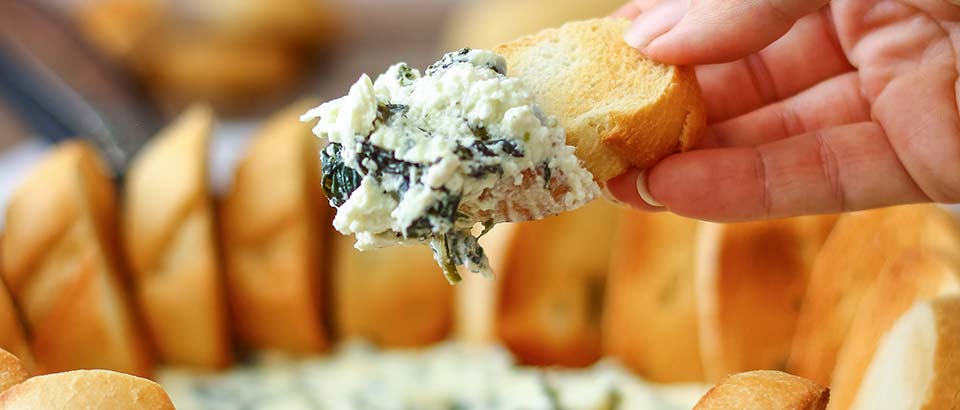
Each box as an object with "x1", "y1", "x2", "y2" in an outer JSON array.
[{"x1": 301, "y1": 49, "x2": 600, "y2": 283}]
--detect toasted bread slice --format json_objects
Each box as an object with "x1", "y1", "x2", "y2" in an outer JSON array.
[
  {"x1": 2, "y1": 141, "x2": 152, "y2": 376},
  {"x1": 0, "y1": 349, "x2": 28, "y2": 394},
  {"x1": 828, "y1": 250, "x2": 960, "y2": 410},
  {"x1": 122, "y1": 105, "x2": 231, "y2": 368},
  {"x1": 787, "y1": 204, "x2": 960, "y2": 385},
  {"x1": 697, "y1": 216, "x2": 836, "y2": 381},
  {"x1": 444, "y1": 0, "x2": 626, "y2": 50},
  {"x1": 845, "y1": 296, "x2": 960, "y2": 409},
  {"x1": 494, "y1": 18, "x2": 705, "y2": 182},
  {"x1": 220, "y1": 99, "x2": 331, "y2": 354},
  {"x1": 0, "y1": 277, "x2": 33, "y2": 373},
  {"x1": 0, "y1": 369, "x2": 174, "y2": 409},
  {"x1": 694, "y1": 370, "x2": 829, "y2": 410},
  {"x1": 493, "y1": 200, "x2": 620, "y2": 367},
  {"x1": 603, "y1": 210, "x2": 704, "y2": 382},
  {"x1": 331, "y1": 233, "x2": 453, "y2": 347}
]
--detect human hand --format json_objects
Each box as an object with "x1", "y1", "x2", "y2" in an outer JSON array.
[{"x1": 607, "y1": 0, "x2": 960, "y2": 221}]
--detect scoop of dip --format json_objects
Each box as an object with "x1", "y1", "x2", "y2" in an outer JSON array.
[{"x1": 302, "y1": 48, "x2": 599, "y2": 283}]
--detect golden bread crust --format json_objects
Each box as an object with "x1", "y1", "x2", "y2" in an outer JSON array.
[{"x1": 694, "y1": 370, "x2": 829, "y2": 410}]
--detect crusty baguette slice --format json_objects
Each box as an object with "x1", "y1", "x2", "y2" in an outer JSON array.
[
  {"x1": 331, "y1": 232, "x2": 453, "y2": 347},
  {"x1": 493, "y1": 200, "x2": 620, "y2": 367},
  {"x1": 494, "y1": 18, "x2": 706, "y2": 182},
  {"x1": 0, "y1": 276, "x2": 33, "y2": 374},
  {"x1": 696, "y1": 216, "x2": 836, "y2": 381},
  {"x1": 828, "y1": 249, "x2": 960, "y2": 410},
  {"x1": 220, "y1": 99, "x2": 331, "y2": 354},
  {"x1": 787, "y1": 204, "x2": 960, "y2": 385},
  {"x1": 2, "y1": 141, "x2": 152, "y2": 376},
  {"x1": 122, "y1": 104, "x2": 231, "y2": 368},
  {"x1": 0, "y1": 349, "x2": 28, "y2": 394},
  {"x1": 845, "y1": 296, "x2": 960, "y2": 410},
  {"x1": 0, "y1": 369, "x2": 174, "y2": 409},
  {"x1": 603, "y1": 210, "x2": 704, "y2": 382},
  {"x1": 694, "y1": 370, "x2": 829, "y2": 410}
]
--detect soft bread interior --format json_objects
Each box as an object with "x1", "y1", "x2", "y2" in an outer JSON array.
[
  {"x1": 829, "y1": 249, "x2": 960, "y2": 410},
  {"x1": 848, "y1": 302, "x2": 937, "y2": 410}
]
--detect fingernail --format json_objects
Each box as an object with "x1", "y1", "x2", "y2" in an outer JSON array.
[
  {"x1": 636, "y1": 170, "x2": 664, "y2": 207},
  {"x1": 623, "y1": 0, "x2": 687, "y2": 50},
  {"x1": 601, "y1": 184, "x2": 627, "y2": 206}
]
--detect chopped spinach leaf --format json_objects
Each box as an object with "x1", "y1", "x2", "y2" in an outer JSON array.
[
  {"x1": 542, "y1": 162, "x2": 552, "y2": 189},
  {"x1": 377, "y1": 103, "x2": 408, "y2": 123},
  {"x1": 320, "y1": 143, "x2": 362, "y2": 207}
]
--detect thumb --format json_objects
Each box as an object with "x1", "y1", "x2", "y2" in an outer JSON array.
[{"x1": 623, "y1": 0, "x2": 830, "y2": 65}]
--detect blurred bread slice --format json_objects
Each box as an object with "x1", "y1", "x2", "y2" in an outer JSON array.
[
  {"x1": 696, "y1": 216, "x2": 836, "y2": 381},
  {"x1": 0, "y1": 349, "x2": 28, "y2": 394},
  {"x1": 787, "y1": 204, "x2": 960, "y2": 385},
  {"x1": 2, "y1": 141, "x2": 151, "y2": 376},
  {"x1": 494, "y1": 200, "x2": 620, "y2": 367},
  {"x1": 828, "y1": 249, "x2": 960, "y2": 410},
  {"x1": 694, "y1": 370, "x2": 829, "y2": 410},
  {"x1": 332, "y1": 234, "x2": 452, "y2": 347},
  {"x1": 495, "y1": 18, "x2": 705, "y2": 182},
  {"x1": 444, "y1": 0, "x2": 625, "y2": 50},
  {"x1": 221, "y1": 99, "x2": 331, "y2": 353},
  {"x1": 0, "y1": 369, "x2": 173, "y2": 409},
  {"x1": 454, "y1": 223, "x2": 517, "y2": 344},
  {"x1": 845, "y1": 296, "x2": 960, "y2": 410},
  {"x1": 0, "y1": 276, "x2": 33, "y2": 373},
  {"x1": 603, "y1": 210, "x2": 704, "y2": 382},
  {"x1": 122, "y1": 105, "x2": 231, "y2": 368}
]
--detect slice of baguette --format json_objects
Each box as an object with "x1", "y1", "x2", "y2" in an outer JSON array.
[
  {"x1": 220, "y1": 99, "x2": 331, "y2": 354},
  {"x1": 494, "y1": 18, "x2": 706, "y2": 182},
  {"x1": 0, "y1": 369, "x2": 174, "y2": 409},
  {"x1": 786, "y1": 204, "x2": 960, "y2": 385},
  {"x1": 0, "y1": 349, "x2": 28, "y2": 394},
  {"x1": 493, "y1": 200, "x2": 620, "y2": 367},
  {"x1": 603, "y1": 210, "x2": 704, "y2": 382},
  {"x1": 845, "y1": 296, "x2": 960, "y2": 410},
  {"x1": 696, "y1": 216, "x2": 836, "y2": 381},
  {"x1": 122, "y1": 105, "x2": 231, "y2": 368},
  {"x1": 0, "y1": 276, "x2": 33, "y2": 373},
  {"x1": 2, "y1": 141, "x2": 152, "y2": 376},
  {"x1": 694, "y1": 370, "x2": 829, "y2": 410},
  {"x1": 454, "y1": 223, "x2": 518, "y2": 344},
  {"x1": 828, "y1": 249, "x2": 960, "y2": 410},
  {"x1": 331, "y1": 232, "x2": 453, "y2": 347}
]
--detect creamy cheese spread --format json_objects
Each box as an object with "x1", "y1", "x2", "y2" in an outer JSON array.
[
  {"x1": 301, "y1": 49, "x2": 600, "y2": 283},
  {"x1": 158, "y1": 341, "x2": 707, "y2": 410}
]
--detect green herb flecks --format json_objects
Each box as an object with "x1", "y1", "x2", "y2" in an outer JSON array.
[
  {"x1": 432, "y1": 234, "x2": 463, "y2": 284},
  {"x1": 320, "y1": 143, "x2": 362, "y2": 207}
]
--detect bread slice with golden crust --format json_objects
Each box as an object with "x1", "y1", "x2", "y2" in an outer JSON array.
[
  {"x1": 787, "y1": 205, "x2": 960, "y2": 385},
  {"x1": 494, "y1": 18, "x2": 706, "y2": 182},
  {"x1": 0, "y1": 369, "x2": 174, "y2": 409},
  {"x1": 845, "y1": 296, "x2": 960, "y2": 410},
  {"x1": 2, "y1": 141, "x2": 152, "y2": 376},
  {"x1": 493, "y1": 200, "x2": 620, "y2": 367},
  {"x1": 0, "y1": 349, "x2": 28, "y2": 394},
  {"x1": 122, "y1": 105, "x2": 231, "y2": 368},
  {"x1": 696, "y1": 216, "x2": 836, "y2": 381},
  {"x1": 694, "y1": 370, "x2": 829, "y2": 410},
  {"x1": 0, "y1": 277, "x2": 33, "y2": 374},
  {"x1": 603, "y1": 210, "x2": 704, "y2": 382},
  {"x1": 828, "y1": 249, "x2": 960, "y2": 410},
  {"x1": 331, "y1": 233, "x2": 453, "y2": 347},
  {"x1": 221, "y1": 99, "x2": 331, "y2": 354}
]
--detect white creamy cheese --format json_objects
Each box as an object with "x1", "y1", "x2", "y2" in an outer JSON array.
[
  {"x1": 301, "y1": 49, "x2": 600, "y2": 283},
  {"x1": 158, "y1": 341, "x2": 708, "y2": 410}
]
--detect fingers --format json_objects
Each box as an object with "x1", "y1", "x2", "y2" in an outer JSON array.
[
  {"x1": 610, "y1": 123, "x2": 929, "y2": 221},
  {"x1": 624, "y1": 0, "x2": 831, "y2": 65},
  {"x1": 702, "y1": 72, "x2": 870, "y2": 148},
  {"x1": 694, "y1": 10, "x2": 853, "y2": 122}
]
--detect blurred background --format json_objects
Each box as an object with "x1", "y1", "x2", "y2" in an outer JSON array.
[{"x1": 0, "y1": 0, "x2": 626, "y2": 213}]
